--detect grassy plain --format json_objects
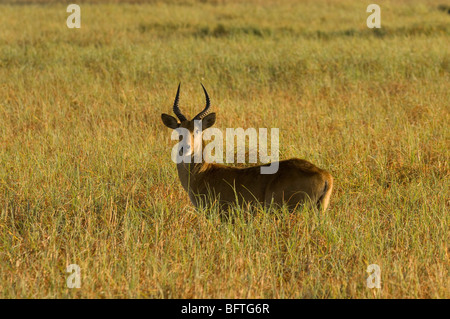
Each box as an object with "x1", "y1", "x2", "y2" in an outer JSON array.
[{"x1": 0, "y1": 0, "x2": 448, "y2": 298}]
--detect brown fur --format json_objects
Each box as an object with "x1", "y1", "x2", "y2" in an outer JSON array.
[{"x1": 162, "y1": 115, "x2": 333, "y2": 213}]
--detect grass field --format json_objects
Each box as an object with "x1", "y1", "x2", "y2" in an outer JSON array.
[{"x1": 0, "y1": 0, "x2": 448, "y2": 298}]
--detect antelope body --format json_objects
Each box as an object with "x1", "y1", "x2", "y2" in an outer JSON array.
[{"x1": 161, "y1": 84, "x2": 333, "y2": 212}]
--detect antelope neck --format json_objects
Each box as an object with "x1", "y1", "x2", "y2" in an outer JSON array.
[{"x1": 176, "y1": 158, "x2": 210, "y2": 192}]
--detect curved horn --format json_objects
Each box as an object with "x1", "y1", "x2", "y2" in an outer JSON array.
[
  {"x1": 172, "y1": 83, "x2": 187, "y2": 122},
  {"x1": 194, "y1": 83, "x2": 211, "y2": 120}
]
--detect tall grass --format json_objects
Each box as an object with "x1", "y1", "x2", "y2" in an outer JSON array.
[{"x1": 0, "y1": 0, "x2": 448, "y2": 298}]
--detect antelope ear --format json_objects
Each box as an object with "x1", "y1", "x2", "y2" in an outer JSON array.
[
  {"x1": 161, "y1": 113, "x2": 179, "y2": 129},
  {"x1": 202, "y1": 113, "x2": 216, "y2": 130}
]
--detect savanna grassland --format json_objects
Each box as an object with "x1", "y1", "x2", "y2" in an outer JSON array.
[{"x1": 0, "y1": 0, "x2": 448, "y2": 298}]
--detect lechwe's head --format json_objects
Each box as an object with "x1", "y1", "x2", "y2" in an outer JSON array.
[{"x1": 161, "y1": 83, "x2": 216, "y2": 158}]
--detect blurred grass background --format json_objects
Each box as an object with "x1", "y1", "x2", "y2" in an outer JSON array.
[{"x1": 0, "y1": 0, "x2": 448, "y2": 298}]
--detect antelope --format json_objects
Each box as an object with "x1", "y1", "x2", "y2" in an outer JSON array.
[{"x1": 161, "y1": 84, "x2": 333, "y2": 213}]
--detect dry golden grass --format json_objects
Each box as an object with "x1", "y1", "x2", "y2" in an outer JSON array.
[{"x1": 0, "y1": 0, "x2": 448, "y2": 298}]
